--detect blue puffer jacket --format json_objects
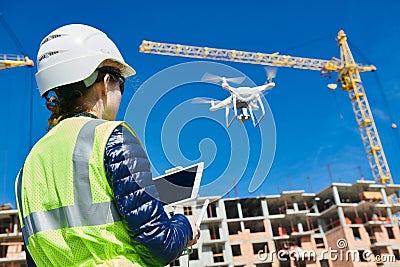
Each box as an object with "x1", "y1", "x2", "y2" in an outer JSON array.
[{"x1": 104, "y1": 125, "x2": 193, "y2": 266}]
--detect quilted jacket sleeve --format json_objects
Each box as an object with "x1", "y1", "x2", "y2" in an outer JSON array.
[{"x1": 104, "y1": 125, "x2": 193, "y2": 265}]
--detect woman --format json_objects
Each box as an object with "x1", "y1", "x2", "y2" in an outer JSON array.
[{"x1": 15, "y1": 24, "x2": 199, "y2": 267}]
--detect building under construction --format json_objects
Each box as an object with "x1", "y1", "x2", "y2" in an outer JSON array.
[
  {"x1": 1, "y1": 179, "x2": 400, "y2": 267},
  {"x1": 0, "y1": 204, "x2": 25, "y2": 267},
  {"x1": 175, "y1": 179, "x2": 400, "y2": 267}
]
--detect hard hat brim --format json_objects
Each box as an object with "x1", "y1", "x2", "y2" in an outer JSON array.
[{"x1": 116, "y1": 60, "x2": 136, "y2": 78}]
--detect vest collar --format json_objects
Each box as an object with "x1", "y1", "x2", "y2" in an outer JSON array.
[{"x1": 49, "y1": 113, "x2": 99, "y2": 131}]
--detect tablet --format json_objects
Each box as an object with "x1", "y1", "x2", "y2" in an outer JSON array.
[{"x1": 152, "y1": 162, "x2": 204, "y2": 207}]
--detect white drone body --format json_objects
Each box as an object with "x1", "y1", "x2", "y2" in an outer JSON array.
[{"x1": 194, "y1": 68, "x2": 277, "y2": 127}]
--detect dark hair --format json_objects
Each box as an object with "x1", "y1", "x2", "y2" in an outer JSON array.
[
  {"x1": 44, "y1": 81, "x2": 91, "y2": 130},
  {"x1": 44, "y1": 66, "x2": 122, "y2": 130}
]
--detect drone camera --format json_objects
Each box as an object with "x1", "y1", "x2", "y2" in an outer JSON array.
[{"x1": 237, "y1": 114, "x2": 250, "y2": 122}]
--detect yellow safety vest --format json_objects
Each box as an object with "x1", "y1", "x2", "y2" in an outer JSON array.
[{"x1": 15, "y1": 117, "x2": 158, "y2": 267}]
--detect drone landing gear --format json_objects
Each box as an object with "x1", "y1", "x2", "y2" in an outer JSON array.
[{"x1": 250, "y1": 96, "x2": 265, "y2": 127}]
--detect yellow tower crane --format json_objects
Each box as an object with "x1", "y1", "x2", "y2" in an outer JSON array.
[
  {"x1": 0, "y1": 54, "x2": 34, "y2": 70},
  {"x1": 139, "y1": 30, "x2": 393, "y2": 185}
]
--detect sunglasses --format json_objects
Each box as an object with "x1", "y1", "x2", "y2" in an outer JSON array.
[{"x1": 97, "y1": 67, "x2": 126, "y2": 95}]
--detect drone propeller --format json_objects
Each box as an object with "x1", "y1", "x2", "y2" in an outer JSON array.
[
  {"x1": 201, "y1": 72, "x2": 246, "y2": 84},
  {"x1": 192, "y1": 97, "x2": 219, "y2": 104},
  {"x1": 264, "y1": 67, "x2": 278, "y2": 82}
]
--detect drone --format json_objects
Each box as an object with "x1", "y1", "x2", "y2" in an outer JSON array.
[{"x1": 193, "y1": 67, "x2": 277, "y2": 127}]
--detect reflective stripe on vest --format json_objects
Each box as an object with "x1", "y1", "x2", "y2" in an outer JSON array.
[{"x1": 18, "y1": 119, "x2": 121, "y2": 245}]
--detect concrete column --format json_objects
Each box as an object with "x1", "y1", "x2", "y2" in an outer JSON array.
[
  {"x1": 386, "y1": 207, "x2": 395, "y2": 225},
  {"x1": 378, "y1": 189, "x2": 395, "y2": 224},
  {"x1": 261, "y1": 199, "x2": 269, "y2": 216},
  {"x1": 313, "y1": 198, "x2": 320, "y2": 213},
  {"x1": 332, "y1": 186, "x2": 341, "y2": 205},
  {"x1": 337, "y1": 207, "x2": 346, "y2": 226},
  {"x1": 218, "y1": 198, "x2": 234, "y2": 267},
  {"x1": 380, "y1": 188, "x2": 389, "y2": 205},
  {"x1": 317, "y1": 219, "x2": 325, "y2": 233},
  {"x1": 220, "y1": 199, "x2": 227, "y2": 220},
  {"x1": 12, "y1": 214, "x2": 18, "y2": 234},
  {"x1": 263, "y1": 199, "x2": 274, "y2": 237},
  {"x1": 237, "y1": 201, "x2": 243, "y2": 218},
  {"x1": 220, "y1": 211, "x2": 229, "y2": 245},
  {"x1": 222, "y1": 221, "x2": 233, "y2": 267},
  {"x1": 297, "y1": 222, "x2": 304, "y2": 232},
  {"x1": 237, "y1": 201, "x2": 245, "y2": 232},
  {"x1": 293, "y1": 202, "x2": 299, "y2": 212}
]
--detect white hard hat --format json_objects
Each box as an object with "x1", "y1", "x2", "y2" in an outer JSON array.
[{"x1": 35, "y1": 24, "x2": 136, "y2": 96}]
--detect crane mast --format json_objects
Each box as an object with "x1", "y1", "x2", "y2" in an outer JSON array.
[
  {"x1": 336, "y1": 31, "x2": 391, "y2": 184},
  {"x1": 139, "y1": 30, "x2": 393, "y2": 184},
  {"x1": 0, "y1": 54, "x2": 34, "y2": 70}
]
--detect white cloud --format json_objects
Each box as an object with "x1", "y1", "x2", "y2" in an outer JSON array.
[{"x1": 372, "y1": 108, "x2": 391, "y2": 122}]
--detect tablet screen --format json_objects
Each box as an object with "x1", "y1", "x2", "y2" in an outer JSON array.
[{"x1": 153, "y1": 163, "x2": 203, "y2": 206}]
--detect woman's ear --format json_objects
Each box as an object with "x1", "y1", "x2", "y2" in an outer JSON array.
[{"x1": 101, "y1": 74, "x2": 111, "y2": 96}]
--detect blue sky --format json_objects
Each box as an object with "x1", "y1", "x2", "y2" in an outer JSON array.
[{"x1": 1, "y1": 1, "x2": 400, "y2": 206}]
